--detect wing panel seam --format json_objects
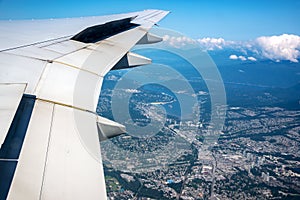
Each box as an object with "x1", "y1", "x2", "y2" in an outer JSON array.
[
  {"x1": 38, "y1": 103, "x2": 55, "y2": 200},
  {"x1": 36, "y1": 98, "x2": 95, "y2": 114},
  {"x1": 53, "y1": 60, "x2": 100, "y2": 76},
  {"x1": 0, "y1": 35, "x2": 73, "y2": 52}
]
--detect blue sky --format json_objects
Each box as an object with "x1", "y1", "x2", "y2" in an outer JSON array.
[{"x1": 0, "y1": 0, "x2": 299, "y2": 40}]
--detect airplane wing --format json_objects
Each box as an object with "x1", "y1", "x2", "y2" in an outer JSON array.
[{"x1": 0, "y1": 10, "x2": 169, "y2": 200}]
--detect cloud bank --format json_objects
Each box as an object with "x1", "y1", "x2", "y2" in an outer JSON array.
[
  {"x1": 163, "y1": 35, "x2": 196, "y2": 48},
  {"x1": 163, "y1": 34, "x2": 300, "y2": 62},
  {"x1": 197, "y1": 37, "x2": 227, "y2": 50},
  {"x1": 255, "y1": 34, "x2": 300, "y2": 63}
]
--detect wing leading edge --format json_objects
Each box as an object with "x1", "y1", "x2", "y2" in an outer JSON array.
[{"x1": 0, "y1": 10, "x2": 169, "y2": 200}]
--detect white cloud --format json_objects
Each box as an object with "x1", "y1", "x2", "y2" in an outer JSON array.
[
  {"x1": 163, "y1": 35, "x2": 233, "y2": 50},
  {"x1": 197, "y1": 37, "x2": 227, "y2": 50},
  {"x1": 124, "y1": 89, "x2": 140, "y2": 93},
  {"x1": 163, "y1": 35, "x2": 196, "y2": 48},
  {"x1": 256, "y1": 34, "x2": 300, "y2": 63},
  {"x1": 229, "y1": 54, "x2": 238, "y2": 60},
  {"x1": 106, "y1": 74, "x2": 119, "y2": 81},
  {"x1": 229, "y1": 54, "x2": 256, "y2": 61},
  {"x1": 247, "y1": 56, "x2": 257, "y2": 61},
  {"x1": 238, "y1": 56, "x2": 247, "y2": 61}
]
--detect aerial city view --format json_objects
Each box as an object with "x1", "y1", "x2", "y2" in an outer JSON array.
[
  {"x1": 0, "y1": 0, "x2": 299, "y2": 200},
  {"x1": 99, "y1": 39, "x2": 300, "y2": 199}
]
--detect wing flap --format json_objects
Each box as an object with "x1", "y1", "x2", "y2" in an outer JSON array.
[
  {"x1": 7, "y1": 100, "x2": 53, "y2": 200},
  {"x1": 39, "y1": 105, "x2": 106, "y2": 200},
  {"x1": 8, "y1": 101, "x2": 107, "y2": 200},
  {"x1": 0, "y1": 84, "x2": 26, "y2": 148}
]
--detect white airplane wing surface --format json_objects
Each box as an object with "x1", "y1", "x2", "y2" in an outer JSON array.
[{"x1": 0, "y1": 9, "x2": 169, "y2": 200}]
